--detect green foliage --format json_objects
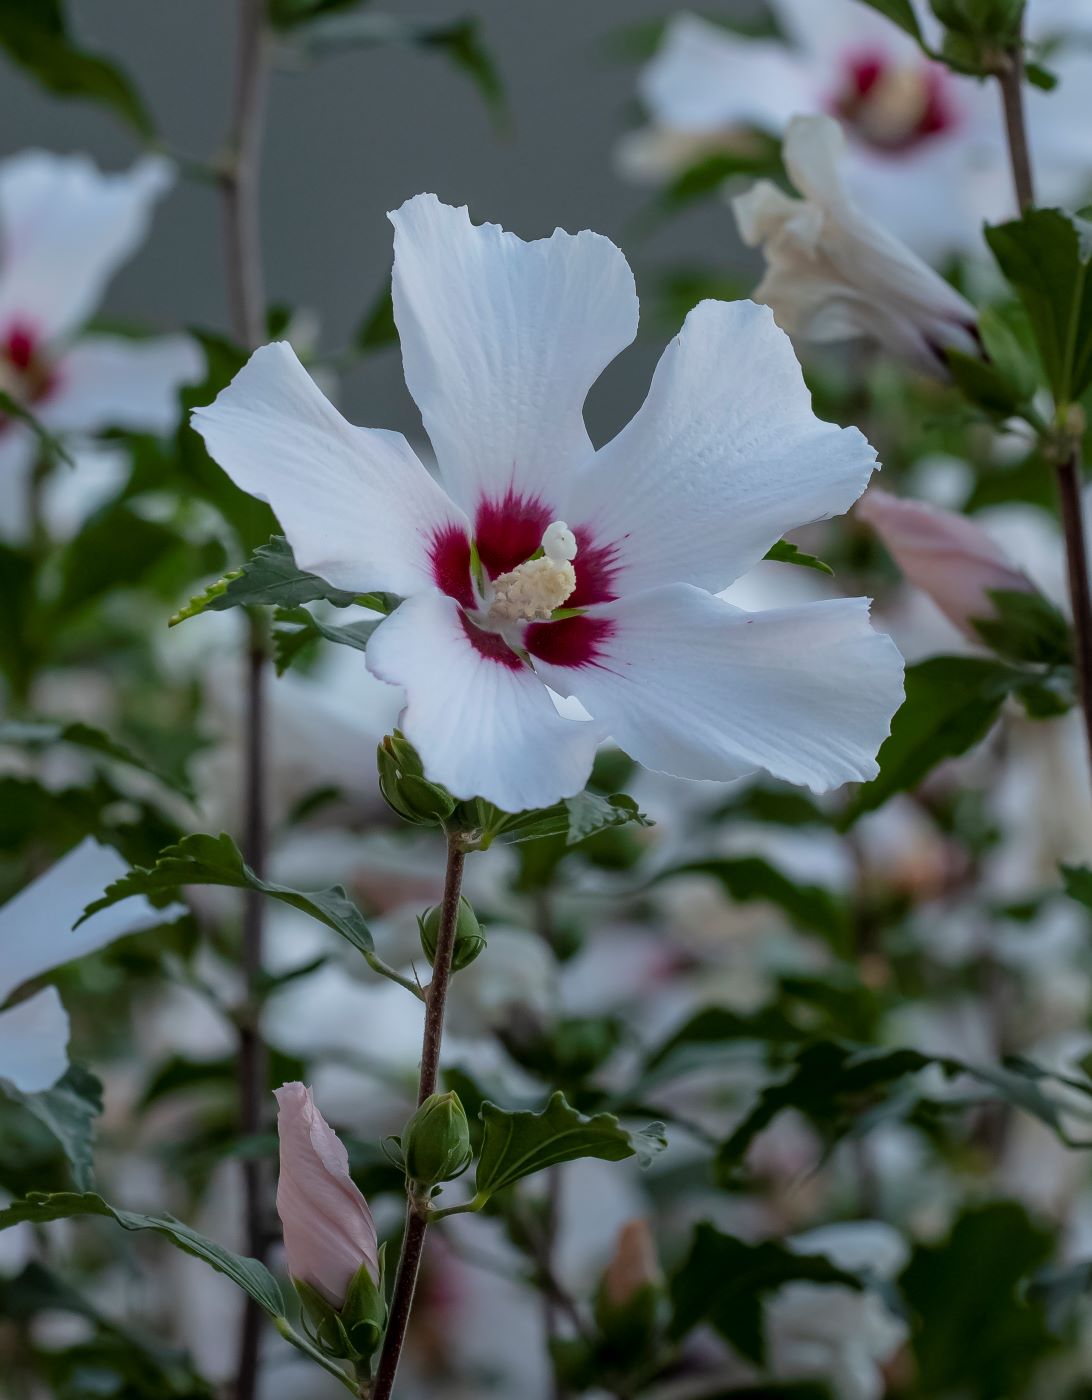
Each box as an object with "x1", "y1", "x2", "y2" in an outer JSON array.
[
  {"x1": 472, "y1": 1092, "x2": 666, "y2": 1203},
  {"x1": 271, "y1": 606, "x2": 383, "y2": 674},
  {"x1": 2, "y1": 1066, "x2": 103, "y2": 1192},
  {"x1": 971, "y1": 588, "x2": 1073, "y2": 666},
  {"x1": 79, "y1": 831, "x2": 378, "y2": 963},
  {"x1": 653, "y1": 141, "x2": 783, "y2": 217},
  {"x1": 986, "y1": 208, "x2": 1092, "y2": 405},
  {"x1": 763, "y1": 539, "x2": 835, "y2": 575},
  {"x1": 0, "y1": 719, "x2": 196, "y2": 800},
  {"x1": 653, "y1": 857, "x2": 852, "y2": 953},
  {"x1": 0, "y1": 0, "x2": 154, "y2": 136},
  {"x1": 669, "y1": 1222, "x2": 862, "y2": 1362},
  {"x1": 0, "y1": 1192, "x2": 284, "y2": 1317},
  {"x1": 845, "y1": 656, "x2": 1022, "y2": 821},
  {"x1": 170, "y1": 534, "x2": 364, "y2": 625},
  {"x1": 900, "y1": 1202, "x2": 1057, "y2": 1398}
]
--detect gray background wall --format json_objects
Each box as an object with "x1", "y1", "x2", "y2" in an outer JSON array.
[{"x1": 0, "y1": 1, "x2": 754, "y2": 445}]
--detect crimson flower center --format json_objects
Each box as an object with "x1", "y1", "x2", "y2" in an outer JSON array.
[
  {"x1": 0, "y1": 322, "x2": 57, "y2": 432},
  {"x1": 830, "y1": 50, "x2": 956, "y2": 153}
]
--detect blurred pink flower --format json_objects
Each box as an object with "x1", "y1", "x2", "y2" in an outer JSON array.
[
  {"x1": 857, "y1": 489, "x2": 1037, "y2": 639},
  {"x1": 603, "y1": 1219, "x2": 662, "y2": 1308},
  {"x1": 274, "y1": 1082, "x2": 379, "y2": 1308}
]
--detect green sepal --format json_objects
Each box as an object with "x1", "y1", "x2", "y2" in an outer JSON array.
[{"x1": 292, "y1": 1258, "x2": 386, "y2": 1365}]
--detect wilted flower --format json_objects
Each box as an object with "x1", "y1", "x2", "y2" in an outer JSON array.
[
  {"x1": 194, "y1": 194, "x2": 902, "y2": 812},
  {"x1": 857, "y1": 488, "x2": 1038, "y2": 639},
  {"x1": 733, "y1": 115, "x2": 979, "y2": 377},
  {"x1": 0, "y1": 839, "x2": 171, "y2": 1093},
  {"x1": 624, "y1": 2, "x2": 1092, "y2": 261},
  {"x1": 0, "y1": 152, "x2": 201, "y2": 538},
  {"x1": 274, "y1": 1082, "x2": 379, "y2": 1308}
]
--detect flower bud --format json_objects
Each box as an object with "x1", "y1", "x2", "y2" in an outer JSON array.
[
  {"x1": 418, "y1": 897, "x2": 486, "y2": 972},
  {"x1": 856, "y1": 489, "x2": 1039, "y2": 639},
  {"x1": 274, "y1": 1082, "x2": 379, "y2": 1310},
  {"x1": 732, "y1": 115, "x2": 979, "y2": 378},
  {"x1": 401, "y1": 1091, "x2": 473, "y2": 1187},
  {"x1": 377, "y1": 730, "x2": 457, "y2": 826},
  {"x1": 596, "y1": 1220, "x2": 664, "y2": 1355}
]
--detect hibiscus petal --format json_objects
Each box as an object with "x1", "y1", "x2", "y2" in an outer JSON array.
[
  {"x1": 191, "y1": 341, "x2": 468, "y2": 595},
  {"x1": 563, "y1": 300, "x2": 877, "y2": 597},
  {"x1": 366, "y1": 590, "x2": 602, "y2": 811},
  {"x1": 0, "y1": 425, "x2": 35, "y2": 542},
  {"x1": 0, "y1": 153, "x2": 172, "y2": 344},
  {"x1": 638, "y1": 13, "x2": 814, "y2": 134},
  {"x1": 42, "y1": 334, "x2": 202, "y2": 436},
  {"x1": 535, "y1": 584, "x2": 904, "y2": 793},
  {"x1": 0, "y1": 987, "x2": 69, "y2": 1093},
  {"x1": 389, "y1": 193, "x2": 638, "y2": 512},
  {"x1": 0, "y1": 838, "x2": 174, "y2": 1004}
]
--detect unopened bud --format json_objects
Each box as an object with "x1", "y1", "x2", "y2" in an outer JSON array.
[
  {"x1": 418, "y1": 896, "x2": 486, "y2": 972},
  {"x1": 377, "y1": 731, "x2": 457, "y2": 826},
  {"x1": 596, "y1": 1219, "x2": 664, "y2": 1353},
  {"x1": 401, "y1": 1091, "x2": 473, "y2": 1187}
]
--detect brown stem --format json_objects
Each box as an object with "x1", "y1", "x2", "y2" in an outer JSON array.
[
  {"x1": 371, "y1": 835, "x2": 466, "y2": 1400},
  {"x1": 1056, "y1": 448, "x2": 1092, "y2": 773},
  {"x1": 221, "y1": 4, "x2": 271, "y2": 1399},
  {"x1": 996, "y1": 40, "x2": 1036, "y2": 211}
]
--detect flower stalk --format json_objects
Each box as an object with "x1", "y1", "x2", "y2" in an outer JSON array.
[
  {"x1": 370, "y1": 831, "x2": 467, "y2": 1400},
  {"x1": 994, "y1": 22, "x2": 1092, "y2": 788},
  {"x1": 220, "y1": 3, "x2": 273, "y2": 1398}
]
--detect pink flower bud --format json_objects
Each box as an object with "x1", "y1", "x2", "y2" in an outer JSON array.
[
  {"x1": 856, "y1": 489, "x2": 1038, "y2": 639},
  {"x1": 274, "y1": 1082, "x2": 379, "y2": 1308},
  {"x1": 603, "y1": 1219, "x2": 662, "y2": 1309}
]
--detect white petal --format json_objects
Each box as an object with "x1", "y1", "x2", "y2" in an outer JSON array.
[
  {"x1": 0, "y1": 838, "x2": 173, "y2": 1003},
  {"x1": 770, "y1": 0, "x2": 932, "y2": 60},
  {"x1": 536, "y1": 585, "x2": 904, "y2": 793},
  {"x1": 638, "y1": 13, "x2": 814, "y2": 133},
  {"x1": 366, "y1": 589, "x2": 601, "y2": 811},
  {"x1": 389, "y1": 194, "x2": 638, "y2": 512},
  {"x1": 0, "y1": 987, "x2": 69, "y2": 1093},
  {"x1": 191, "y1": 341, "x2": 467, "y2": 595},
  {"x1": 563, "y1": 300, "x2": 877, "y2": 595},
  {"x1": 0, "y1": 153, "x2": 172, "y2": 343},
  {"x1": 42, "y1": 334, "x2": 202, "y2": 435}
]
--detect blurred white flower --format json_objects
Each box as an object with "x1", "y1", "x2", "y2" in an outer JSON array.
[
  {"x1": 0, "y1": 152, "x2": 202, "y2": 538},
  {"x1": 733, "y1": 116, "x2": 979, "y2": 376},
  {"x1": 623, "y1": 0, "x2": 1092, "y2": 261},
  {"x1": 0, "y1": 839, "x2": 173, "y2": 1092},
  {"x1": 766, "y1": 1221, "x2": 909, "y2": 1400},
  {"x1": 194, "y1": 193, "x2": 902, "y2": 812}
]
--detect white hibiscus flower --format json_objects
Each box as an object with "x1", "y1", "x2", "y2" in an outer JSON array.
[
  {"x1": 0, "y1": 151, "x2": 202, "y2": 538},
  {"x1": 193, "y1": 194, "x2": 903, "y2": 815},
  {"x1": 622, "y1": 0, "x2": 1092, "y2": 262},
  {"x1": 0, "y1": 839, "x2": 173, "y2": 1093}
]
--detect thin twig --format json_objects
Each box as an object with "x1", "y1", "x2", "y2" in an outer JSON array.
[
  {"x1": 221, "y1": 4, "x2": 272, "y2": 1398},
  {"x1": 371, "y1": 835, "x2": 466, "y2": 1400},
  {"x1": 996, "y1": 42, "x2": 1035, "y2": 210}
]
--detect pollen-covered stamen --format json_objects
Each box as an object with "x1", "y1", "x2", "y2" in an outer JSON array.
[{"x1": 488, "y1": 520, "x2": 578, "y2": 623}]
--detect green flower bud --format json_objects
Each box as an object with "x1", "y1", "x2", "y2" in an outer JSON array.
[
  {"x1": 418, "y1": 896, "x2": 486, "y2": 972},
  {"x1": 377, "y1": 731, "x2": 457, "y2": 826},
  {"x1": 293, "y1": 1258, "x2": 387, "y2": 1364},
  {"x1": 401, "y1": 1091, "x2": 473, "y2": 1187}
]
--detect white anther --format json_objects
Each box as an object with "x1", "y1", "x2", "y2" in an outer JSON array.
[
  {"x1": 487, "y1": 522, "x2": 579, "y2": 623},
  {"x1": 542, "y1": 520, "x2": 577, "y2": 563}
]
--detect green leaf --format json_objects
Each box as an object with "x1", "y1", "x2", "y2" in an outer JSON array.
[
  {"x1": 858, "y1": 0, "x2": 926, "y2": 42},
  {"x1": 763, "y1": 539, "x2": 834, "y2": 575},
  {"x1": 1061, "y1": 863, "x2": 1092, "y2": 913},
  {"x1": 474, "y1": 1092, "x2": 666, "y2": 1201},
  {"x1": 0, "y1": 719, "x2": 196, "y2": 801},
  {"x1": 0, "y1": 0, "x2": 154, "y2": 137},
  {"x1": 641, "y1": 1006, "x2": 800, "y2": 1084},
  {"x1": 171, "y1": 535, "x2": 360, "y2": 625},
  {"x1": 78, "y1": 832, "x2": 377, "y2": 963},
  {"x1": 947, "y1": 347, "x2": 1030, "y2": 419},
  {"x1": 282, "y1": 13, "x2": 507, "y2": 124},
  {"x1": 0, "y1": 1191, "x2": 283, "y2": 1316},
  {"x1": 481, "y1": 791, "x2": 653, "y2": 847},
  {"x1": 271, "y1": 606, "x2": 384, "y2": 675},
  {"x1": 900, "y1": 1202, "x2": 1056, "y2": 1397},
  {"x1": 845, "y1": 656, "x2": 1019, "y2": 822},
  {"x1": 986, "y1": 207, "x2": 1092, "y2": 404},
  {"x1": 2, "y1": 1066, "x2": 102, "y2": 1191},
  {"x1": 970, "y1": 588, "x2": 1073, "y2": 666},
  {"x1": 653, "y1": 857, "x2": 852, "y2": 953},
  {"x1": 655, "y1": 143, "x2": 783, "y2": 216},
  {"x1": 354, "y1": 281, "x2": 397, "y2": 353},
  {"x1": 53, "y1": 505, "x2": 202, "y2": 620},
  {"x1": 670, "y1": 1222, "x2": 863, "y2": 1362}
]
